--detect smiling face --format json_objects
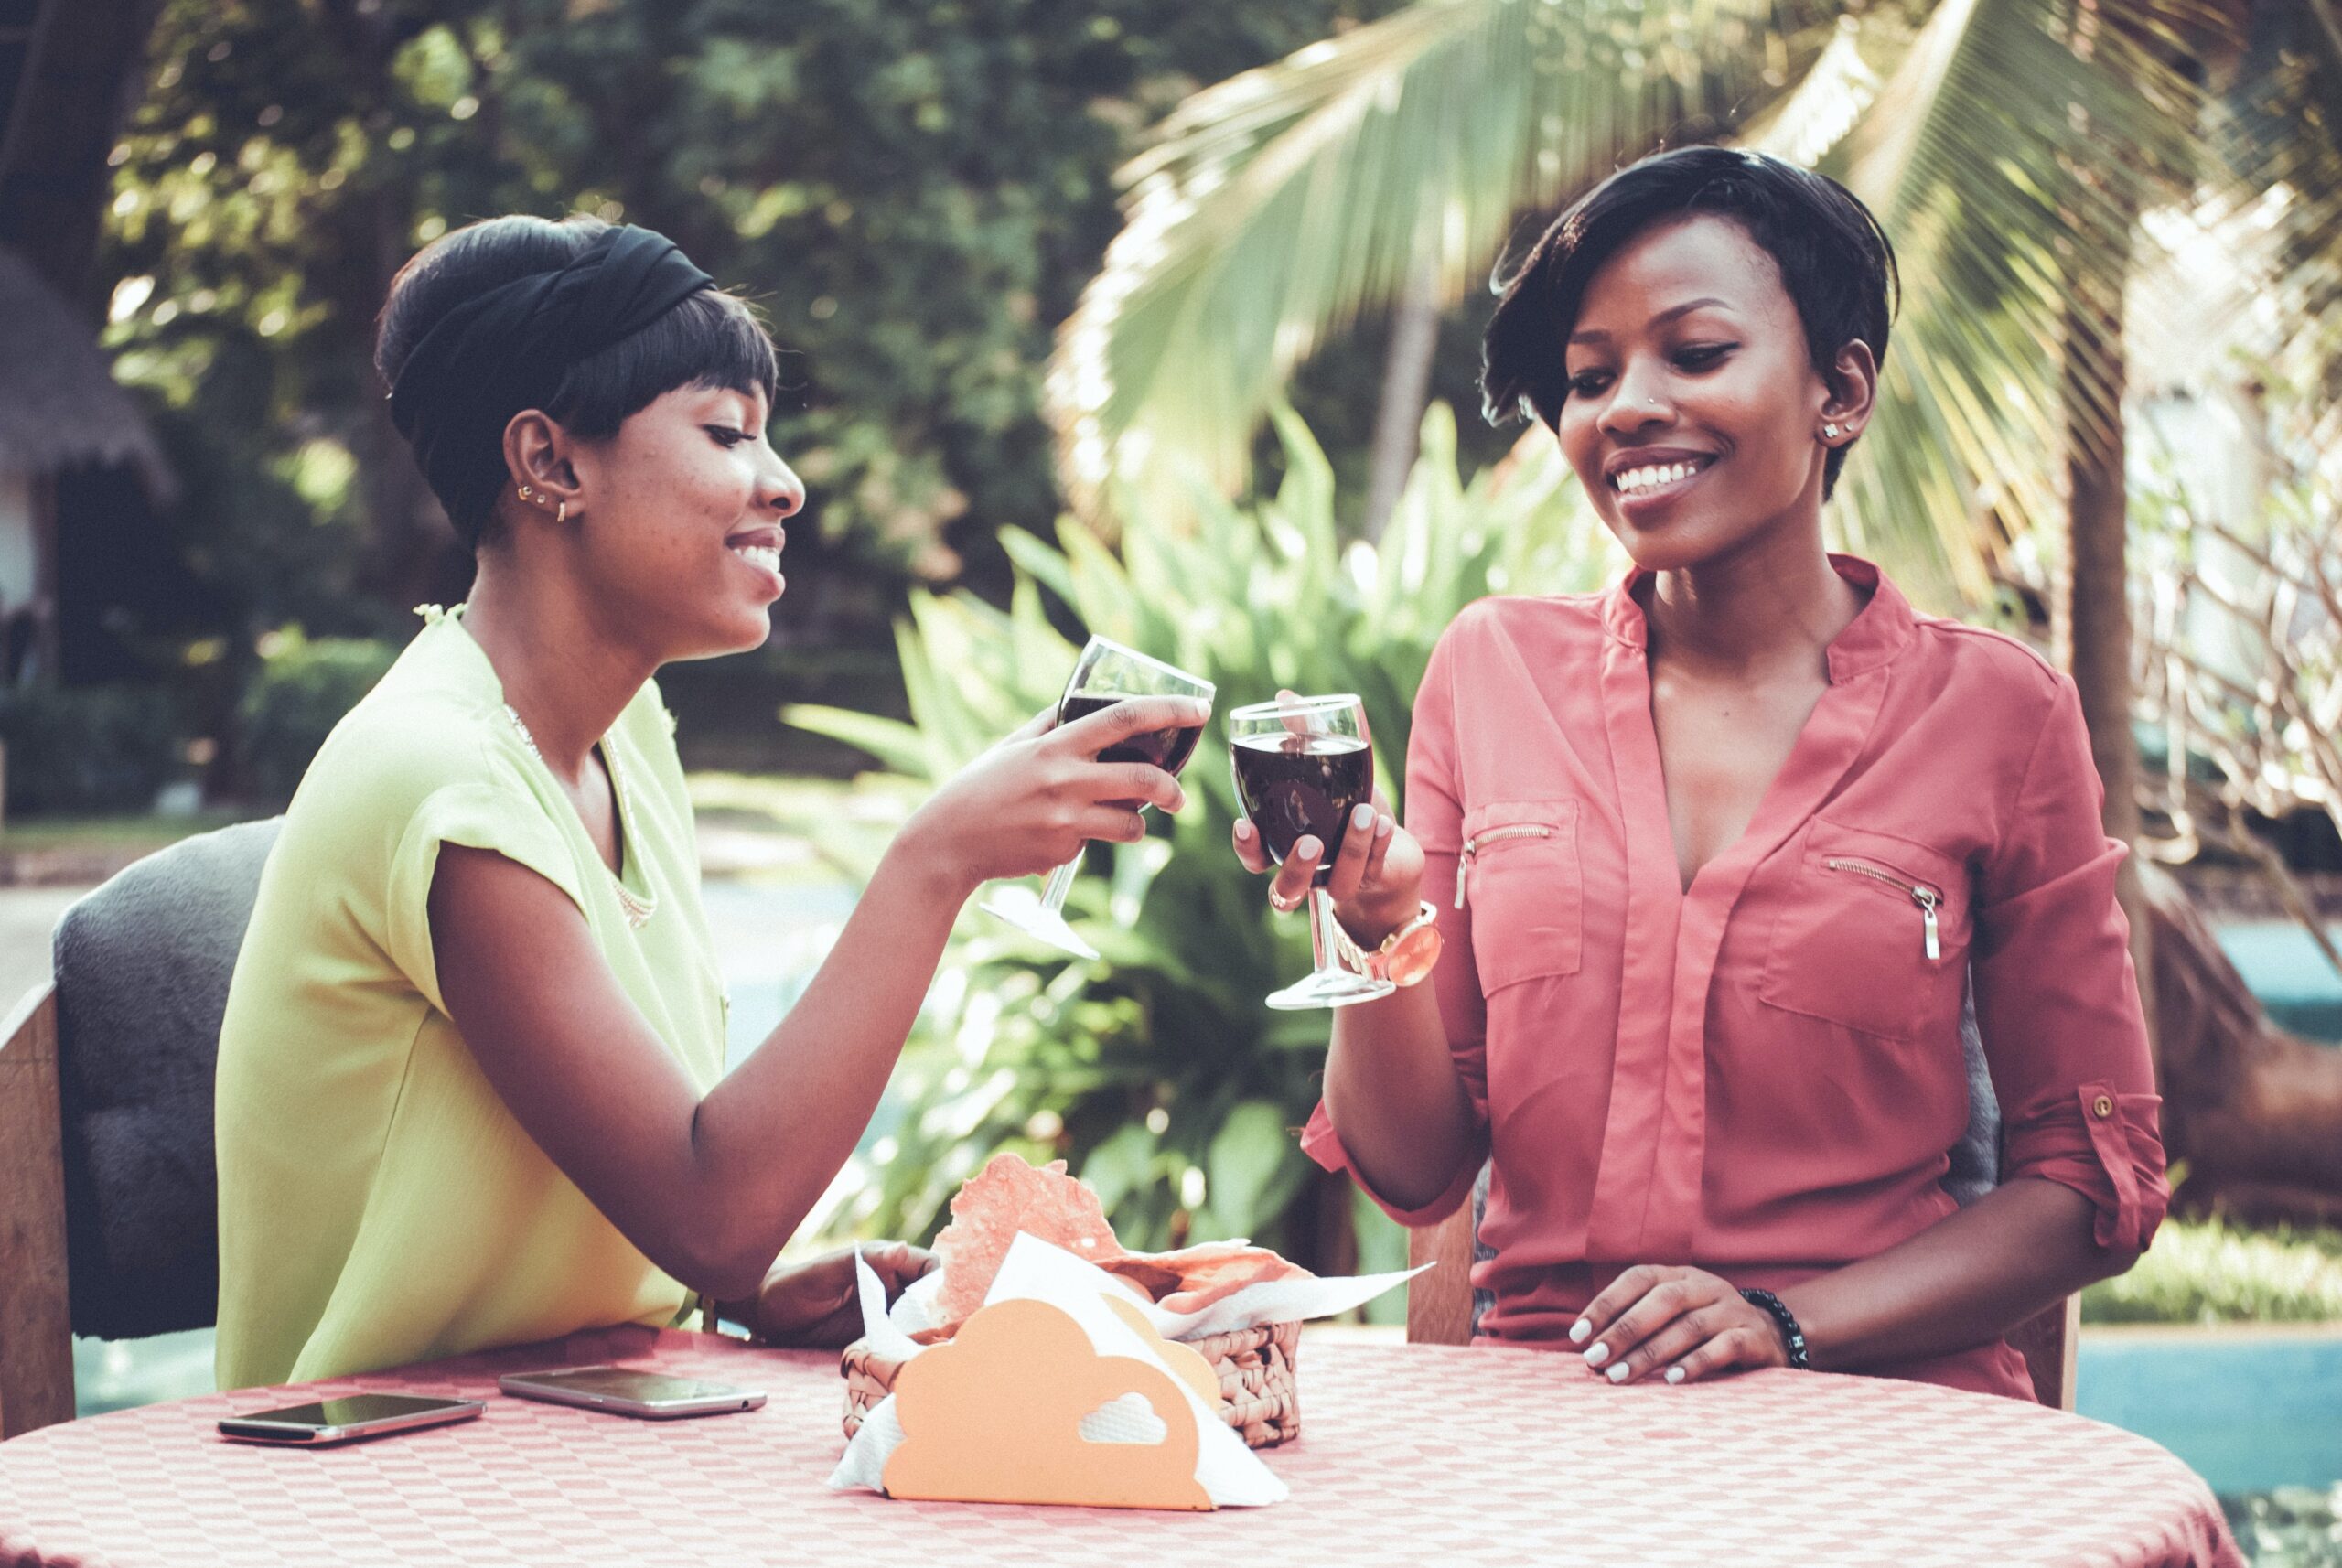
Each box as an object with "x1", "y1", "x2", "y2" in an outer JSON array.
[
  {"x1": 560, "y1": 382, "x2": 804, "y2": 660},
  {"x1": 1555, "y1": 215, "x2": 1857, "y2": 575}
]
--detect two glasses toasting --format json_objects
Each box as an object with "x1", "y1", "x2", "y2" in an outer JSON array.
[{"x1": 982, "y1": 646, "x2": 1392, "y2": 1012}]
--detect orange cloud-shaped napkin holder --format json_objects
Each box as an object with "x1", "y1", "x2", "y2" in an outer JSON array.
[{"x1": 881, "y1": 1296, "x2": 1215, "y2": 1512}]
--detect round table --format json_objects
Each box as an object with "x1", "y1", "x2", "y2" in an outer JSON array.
[{"x1": 0, "y1": 1325, "x2": 2242, "y2": 1566}]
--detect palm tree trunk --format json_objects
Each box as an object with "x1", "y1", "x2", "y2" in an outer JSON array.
[
  {"x1": 1360, "y1": 262, "x2": 1442, "y2": 544},
  {"x1": 2063, "y1": 194, "x2": 2156, "y2": 1048}
]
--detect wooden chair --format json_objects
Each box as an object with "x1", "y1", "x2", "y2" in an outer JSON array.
[
  {"x1": 1404, "y1": 1200, "x2": 2079, "y2": 1409},
  {"x1": 0, "y1": 818, "x2": 281, "y2": 1440},
  {"x1": 0, "y1": 978, "x2": 70, "y2": 1437}
]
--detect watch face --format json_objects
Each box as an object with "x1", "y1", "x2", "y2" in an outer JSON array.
[{"x1": 1384, "y1": 924, "x2": 1444, "y2": 986}]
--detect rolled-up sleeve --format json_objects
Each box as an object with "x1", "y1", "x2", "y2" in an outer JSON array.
[
  {"x1": 1298, "y1": 622, "x2": 1490, "y2": 1226},
  {"x1": 1970, "y1": 673, "x2": 2167, "y2": 1253}
]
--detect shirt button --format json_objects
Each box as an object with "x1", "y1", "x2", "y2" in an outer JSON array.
[{"x1": 2091, "y1": 1094, "x2": 2114, "y2": 1120}]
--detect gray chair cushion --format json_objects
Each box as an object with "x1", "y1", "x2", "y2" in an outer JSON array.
[
  {"x1": 1943, "y1": 977, "x2": 2004, "y2": 1207},
  {"x1": 51, "y1": 817, "x2": 281, "y2": 1340}
]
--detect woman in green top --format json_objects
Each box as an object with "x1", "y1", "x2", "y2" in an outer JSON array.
[{"x1": 211, "y1": 216, "x2": 1206, "y2": 1388}]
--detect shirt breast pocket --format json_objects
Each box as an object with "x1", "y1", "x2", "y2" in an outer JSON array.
[
  {"x1": 1457, "y1": 800, "x2": 1583, "y2": 993},
  {"x1": 1758, "y1": 820, "x2": 1970, "y2": 1041}
]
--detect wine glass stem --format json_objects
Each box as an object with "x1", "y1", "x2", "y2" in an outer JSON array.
[
  {"x1": 1037, "y1": 854, "x2": 1080, "y2": 914},
  {"x1": 1307, "y1": 886, "x2": 1347, "y2": 976}
]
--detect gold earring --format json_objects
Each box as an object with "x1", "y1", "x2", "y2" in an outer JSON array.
[
  {"x1": 556, "y1": 500, "x2": 567, "y2": 525},
  {"x1": 518, "y1": 483, "x2": 537, "y2": 503}
]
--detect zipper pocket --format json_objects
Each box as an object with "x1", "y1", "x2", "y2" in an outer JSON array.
[
  {"x1": 1456, "y1": 823, "x2": 1556, "y2": 908},
  {"x1": 1822, "y1": 856, "x2": 1942, "y2": 961}
]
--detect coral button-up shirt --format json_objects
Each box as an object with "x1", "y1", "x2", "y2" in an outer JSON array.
[{"x1": 1303, "y1": 556, "x2": 2167, "y2": 1401}]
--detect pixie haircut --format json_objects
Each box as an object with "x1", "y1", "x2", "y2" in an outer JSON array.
[
  {"x1": 1480, "y1": 146, "x2": 1897, "y2": 499},
  {"x1": 375, "y1": 214, "x2": 780, "y2": 548}
]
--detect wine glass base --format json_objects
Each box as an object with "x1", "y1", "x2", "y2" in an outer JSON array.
[
  {"x1": 978, "y1": 889, "x2": 1101, "y2": 961},
  {"x1": 1265, "y1": 968, "x2": 1395, "y2": 1010}
]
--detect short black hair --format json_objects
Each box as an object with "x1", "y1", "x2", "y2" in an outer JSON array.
[
  {"x1": 1480, "y1": 145, "x2": 1897, "y2": 499},
  {"x1": 375, "y1": 214, "x2": 780, "y2": 548}
]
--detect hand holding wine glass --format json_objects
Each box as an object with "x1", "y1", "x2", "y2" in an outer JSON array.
[
  {"x1": 1227, "y1": 693, "x2": 1423, "y2": 1009},
  {"x1": 1231, "y1": 689, "x2": 1424, "y2": 937},
  {"x1": 976, "y1": 637, "x2": 1215, "y2": 958},
  {"x1": 904, "y1": 692, "x2": 1208, "y2": 897}
]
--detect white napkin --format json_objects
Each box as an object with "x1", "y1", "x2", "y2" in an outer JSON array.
[
  {"x1": 1135, "y1": 1262, "x2": 1427, "y2": 1344},
  {"x1": 878, "y1": 1240, "x2": 1423, "y2": 1347},
  {"x1": 828, "y1": 1234, "x2": 1290, "y2": 1507}
]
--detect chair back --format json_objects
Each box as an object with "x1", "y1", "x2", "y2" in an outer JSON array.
[
  {"x1": 0, "y1": 817, "x2": 281, "y2": 1436},
  {"x1": 1403, "y1": 975, "x2": 2080, "y2": 1409}
]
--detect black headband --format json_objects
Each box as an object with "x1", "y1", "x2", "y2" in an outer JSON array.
[{"x1": 388, "y1": 223, "x2": 714, "y2": 535}]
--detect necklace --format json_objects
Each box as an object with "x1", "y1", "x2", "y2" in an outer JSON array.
[{"x1": 502, "y1": 703, "x2": 656, "y2": 930}]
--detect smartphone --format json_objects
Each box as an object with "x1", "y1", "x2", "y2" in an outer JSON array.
[
  {"x1": 218, "y1": 1392, "x2": 486, "y2": 1445},
  {"x1": 497, "y1": 1366, "x2": 767, "y2": 1419}
]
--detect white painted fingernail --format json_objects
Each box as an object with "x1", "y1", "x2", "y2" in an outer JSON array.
[
  {"x1": 1583, "y1": 1341, "x2": 1610, "y2": 1367},
  {"x1": 1351, "y1": 803, "x2": 1373, "y2": 829},
  {"x1": 1665, "y1": 1367, "x2": 1685, "y2": 1385},
  {"x1": 1297, "y1": 836, "x2": 1321, "y2": 859},
  {"x1": 1569, "y1": 1319, "x2": 1592, "y2": 1344},
  {"x1": 1606, "y1": 1361, "x2": 1630, "y2": 1383},
  {"x1": 1377, "y1": 817, "x2": 1394, "y2": 838}
]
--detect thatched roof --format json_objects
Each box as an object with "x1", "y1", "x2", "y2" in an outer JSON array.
[{"x1": 0, "y1": 247, "x2": 172, "y2": 497}]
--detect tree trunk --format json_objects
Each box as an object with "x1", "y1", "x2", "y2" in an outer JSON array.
[
  {"x1": 1359, "y1": 261, "x2": 1441, "y2": 545},
  {"x1": 2062, "y1": 194, "x2": 2156, "y2": 1049},
  {"x1": 0, "y1": 0, "x2": 170, "y2": 313},
  {"x1": 2142, "y1": 864, "x2": 2342, "y2": 1224}
]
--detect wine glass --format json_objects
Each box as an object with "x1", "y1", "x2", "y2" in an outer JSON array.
[
  {"x1": 1228, "y1": 693, "x2": 1393, "y2": 1009},
  {"x1": 979, "y1": 637, "x2": 1215, "y2": 959}
]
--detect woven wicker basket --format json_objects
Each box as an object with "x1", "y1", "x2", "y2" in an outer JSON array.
[{"x1": 841, "y1": 1318, "x2": 1301, "y2": 1449}]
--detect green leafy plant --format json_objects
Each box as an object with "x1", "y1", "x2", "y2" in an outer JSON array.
[
  {"x1": 233, "y1": 630, "x2": 399, "y2": 804},
  {"x1": 789, "y1": 404, "x2": 1617, "y2": 1277},
  {"x1": 2081, "y1": 1214, "x2": 2342, "y2": 1327},
  {"x1": 0, "y1": 684, "x2": 188, "y2": 817}
]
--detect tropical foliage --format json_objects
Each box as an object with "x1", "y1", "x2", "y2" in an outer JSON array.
[
  {"x1": 2080, "y1": 1213, "x2": 2342, "y2": 1326},
  {"x1": 97, "y1": 0, "x2": 1402, "y2": 619},
  {"x1": 788, "y1": 405, "x2": 1618, "y2": 1269},
  {"x1": 1050, "y1": 0, "x2": 2339, "y2": 609}
]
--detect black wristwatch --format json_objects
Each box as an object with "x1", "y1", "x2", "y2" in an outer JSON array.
[{"x1": 1738, "y1": 1287, "x2": 1810, "y2": 1369}]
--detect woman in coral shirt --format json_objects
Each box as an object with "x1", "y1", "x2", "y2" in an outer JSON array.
[{"x1": 1237, "y1": 146, "x2": 2165, "y2": 1401}]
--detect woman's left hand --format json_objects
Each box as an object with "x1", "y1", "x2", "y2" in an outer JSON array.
[
  {"x1": 749, "y1": 1240, "x2": 935, "y2": 1348},
  {"x1": 1571, "y1": 1264, "x2": 1791, "y2": 1385}
]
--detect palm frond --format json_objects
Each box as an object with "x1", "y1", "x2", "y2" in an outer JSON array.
[
  {"x1": 2210, "y1": 0, "x2": 2342, "y2": 458},
  {"x1": 1047, "y1": 0, "x2": 1840, "y2": 522},
  {"x1": 1813, "y1": 0, "x2": 2212, "y2": 604}
]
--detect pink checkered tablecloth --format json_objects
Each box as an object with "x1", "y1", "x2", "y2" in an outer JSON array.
[{"x1": 0, "y1": 1325, "x2": 2241, "y2": 1567}]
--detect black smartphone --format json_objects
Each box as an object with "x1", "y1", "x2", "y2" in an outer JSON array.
[{"x1": 218, "y1": 1392, "x2": 487, "y2": 1445}]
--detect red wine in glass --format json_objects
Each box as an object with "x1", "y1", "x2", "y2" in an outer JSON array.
[
  {"x1": 1058, "y1": 693, "x2": 1204, "y2": 777},
  {"x1": 1228, "y1": 693, "x2": 1390, "y2": 1010},
  {"x1": 980, "y1": 636, "x2": 1215, "y2": 961},
  {"x1": 1230, "y1": 732, "x2": 1373, "y2": 887}
]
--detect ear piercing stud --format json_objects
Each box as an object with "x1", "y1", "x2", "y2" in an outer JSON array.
[
  {"x1": 517, "y1": 483, "x2": 567, "y2": 523},
  {"x1": 1822, "y1": 423, "x2": 1842, "y2": 439}
]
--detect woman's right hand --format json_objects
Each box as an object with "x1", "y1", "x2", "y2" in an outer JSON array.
[
  {"x1": 902, "y1": 695, "x2": 1210, "y2": 894},
  {"x1": 1233, "y1": 790, "x2": 1426, "y2": 947}
]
